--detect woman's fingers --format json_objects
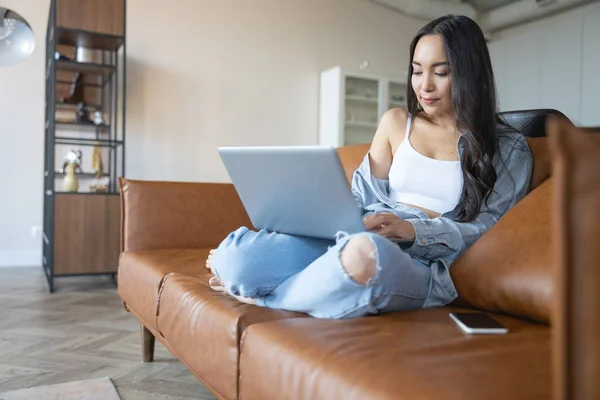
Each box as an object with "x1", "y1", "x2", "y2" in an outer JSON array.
[
  {"x1": 363, "y1": 213, "x2": 408, "y2": 238},
  {"x1": 364, "y1": 213, "x2": 401, "y2": 230},
  {"x1": 378, "y1": 224, "x2": 397, "y2": 238},
  {"x1": 363, "y1": 214, "x2": 383, "y2": 230}
]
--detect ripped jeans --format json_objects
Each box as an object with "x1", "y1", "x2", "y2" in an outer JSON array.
[{"x1": 210, "y1": 227, "x2": 433, "y2": 319}]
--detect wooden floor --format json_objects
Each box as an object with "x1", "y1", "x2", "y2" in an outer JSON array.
[{"x1": 0, "y1": 267, "x2": 216, "y2": 400}]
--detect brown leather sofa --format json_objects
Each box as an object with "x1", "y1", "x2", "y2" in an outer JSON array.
[{"x1": 117, "y1": 109, "x2": 599, "y2": 400}]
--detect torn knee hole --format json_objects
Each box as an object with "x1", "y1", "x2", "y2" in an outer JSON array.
[{"x1": 340, "y1": 236, "x2": 377, "y2": 285}]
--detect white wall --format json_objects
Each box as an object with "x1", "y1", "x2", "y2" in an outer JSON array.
[
  {"x1": 0, "y1": 0, "x2": 50, "y2": 267},
  {"x1": 489, "y1": 1, "x2": 600, "y2": 126},
  {"x1": 125, "y1": 0, "x2": 424, "y2": 183},
  {"x1": 0, "y1": 0, "x2": 425, "y2": 266}
]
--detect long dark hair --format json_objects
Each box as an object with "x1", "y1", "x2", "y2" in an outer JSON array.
[{"x1": 407, "y1": 15, "x2": 499, "y2": 222}]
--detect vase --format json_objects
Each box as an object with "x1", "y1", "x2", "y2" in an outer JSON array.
[{"x1": 62, "y1": 163, "x2": 79, "y2": 192}]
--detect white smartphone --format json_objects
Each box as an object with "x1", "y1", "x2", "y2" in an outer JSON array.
[{"x1": 449, "y1": 312, "x2": 508, "y2": 335}]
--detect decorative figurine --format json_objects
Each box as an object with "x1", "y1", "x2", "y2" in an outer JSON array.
[
  {"x1": 91, "y1": 145, "x2": 103, "y2": 179},
  {"x1": 76, "y1": 102, "x2": 91, "y2": 124},
  {"x1": 90, "y1": 144, "x2": 108, "y2": 193},
  {"x1": 93, "y1": 111, "x2": 104, "y2": 126},
  {"x1": 60, "y1": 149, "x2": 83, "y2": 174}
]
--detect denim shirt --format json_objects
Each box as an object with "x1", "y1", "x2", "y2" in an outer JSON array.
[{"x1": 351, "y1": 132, "x2": 533, "y2": 307}]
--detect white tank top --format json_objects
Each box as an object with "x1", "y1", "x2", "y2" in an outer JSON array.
[{"x1": 388, "y1": 114, "x2": 463, "y2": 215}]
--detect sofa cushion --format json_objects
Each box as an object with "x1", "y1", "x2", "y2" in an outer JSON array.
[
  {"x1": 156, "y1": 273, "x2": 303, "y2": 400},
  {"x1": 239, "y1": 307, "x2": 550, "y2": 400},
  {"x1": 118, "y1": 249, "x2": 211, "y2": 331},
  {"x1": 450, "y1": 179, "x2": 553, "y2": 324},
  {"x1": 549, "y1": 117, "x2": 600, "y2": 400}
]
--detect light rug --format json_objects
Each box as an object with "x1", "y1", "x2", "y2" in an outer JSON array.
[{"x1": 0, "y1": 377, "x2": 120, "y2": 400}]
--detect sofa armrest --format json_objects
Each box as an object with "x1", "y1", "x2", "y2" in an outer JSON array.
[
  {"x1": 549, "y1": 118, "x2": 600, "y2": 400},
  {"x1": 119, "y1": 178, "x2": 252, "y2": 252}
]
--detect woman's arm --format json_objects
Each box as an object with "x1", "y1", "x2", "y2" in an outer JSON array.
[{"x1": 369, "y1": 108, "x2": 407, "y2": 179}]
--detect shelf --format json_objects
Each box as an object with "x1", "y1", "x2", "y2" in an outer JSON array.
[
  {"x1": 345, "y1": 95, "x2": 378, "y2": 104},
  {"x1": 54, "y1": 171, "x2": 110, "y2": 178},
  {"x1": 53, "y1": 191, "x2": 119, "y2": 196},
  {"x1": 56, "y1": 60, "x2": 115, "y2": 76},
  {"x1": 56, "y1": 121, "x2": 110, "y2": 130},
  {"x1": 56, "y1": 27, "x2": 124, "y2": 52},
  {"x1": 56, "y1": 80, "x2": 105, "y2": 88},
  {"x1": 56, "y1": 102, "x2": 101, "y2": 110},
  {"x1": 55, "y1": 137, "x2": 123, "y2": 147},
  {"x1": 345, "y1": 121, "x2": 378, "y2": 129},
  {"x1": 389, "y1": 101, "x2": 406, "y2": 108}
]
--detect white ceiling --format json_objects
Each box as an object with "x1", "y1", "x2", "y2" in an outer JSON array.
[
  {"x1": 369, "y1": 0, "x2": 597, "y2": 32},
  {"x1": 461, "y1": 0, "x2": 523, "y2": 12}
]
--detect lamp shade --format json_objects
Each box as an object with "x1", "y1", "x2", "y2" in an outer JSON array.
[{"x1": 0, "y1": 7, "x2": 35, "y2": 66}]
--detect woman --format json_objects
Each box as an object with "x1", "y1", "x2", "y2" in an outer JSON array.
[{"x1": 206, "y1": 15, "x2": 533, "y2": 319}]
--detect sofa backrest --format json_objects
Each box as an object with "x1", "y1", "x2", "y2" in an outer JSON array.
[
  {"x1": 337, "y1": 144, "x2": 370, "y2": 182},
  {"x1": 498, "y1": 108, "x2": 566, "y2": 137},
  {"x1": 500, "y1": 108, "x2": 566, "y2": 189}
]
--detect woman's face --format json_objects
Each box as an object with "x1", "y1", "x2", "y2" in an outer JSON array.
[{"x1": 411, "y1": 34, "x2": 453, "y2": 117}]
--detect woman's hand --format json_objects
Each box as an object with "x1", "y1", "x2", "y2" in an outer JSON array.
[{"x1": 363, "y1": 213, "x2": 416, "y2": 241}]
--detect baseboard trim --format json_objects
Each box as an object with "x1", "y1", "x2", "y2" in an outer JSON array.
[{"x1": 0, "y1": 250, "x2": 42, "y2": 268}]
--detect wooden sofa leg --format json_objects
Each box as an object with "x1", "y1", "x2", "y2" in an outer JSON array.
[{"x1": 141, "y1": 324, "x2": 155, "y2": 362}]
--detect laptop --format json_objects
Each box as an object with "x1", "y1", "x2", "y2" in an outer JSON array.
[{"x1": 217, "y1": 146, "x2": 366, "y2": 240}]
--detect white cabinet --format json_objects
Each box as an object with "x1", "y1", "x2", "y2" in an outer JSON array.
[{"x1": 319, "y1": 66, "x2": 407, "y2": 147}]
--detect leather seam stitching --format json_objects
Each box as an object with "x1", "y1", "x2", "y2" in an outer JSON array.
[{"x1": 155, "y1": 272, "x2": 173, "y2": 338}]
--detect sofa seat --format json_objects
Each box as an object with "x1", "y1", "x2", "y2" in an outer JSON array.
[
  {"x1": 118, "y1": 249, "x2": 211, "y2": 332},
  {"x1": 119, "y1": 248, "x2": 304, "y2": 399},
  {"x1": 239, "y1": 307, "x2": 551, "y2": 400},
  {"x1": 156, "y1": 272, "x2": 304, "y2": 400}
]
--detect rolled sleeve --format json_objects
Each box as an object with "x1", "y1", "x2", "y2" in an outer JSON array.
[
  {"x1": 405, "y1": 219, "x2": 435, "y2": 258},
  {"x1": 403, "y1": 133, "x2": 533, "y2": 262}
]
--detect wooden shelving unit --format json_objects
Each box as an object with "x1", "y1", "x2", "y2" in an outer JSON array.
[{"x1": 43, "y1": 0, "x2": 126, "y2": 292}]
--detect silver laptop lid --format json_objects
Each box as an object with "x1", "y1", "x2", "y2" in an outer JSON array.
[{"x1": 218, "y1": 146, "x2": 365, "y2": 239}]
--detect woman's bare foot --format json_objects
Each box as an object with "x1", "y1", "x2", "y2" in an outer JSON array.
[
  {"x1": 208, "y1": 275, "x2": 225, "y2": 291},
  {"x1": 205, "y1": 249, "x2": 216, "y2": 273},
  {"x1": 206, "y1": 250, "x2": 257, "y2": 305},
  {"x1": 229, "y1": 293, "x2": 258, "y2": 305}
]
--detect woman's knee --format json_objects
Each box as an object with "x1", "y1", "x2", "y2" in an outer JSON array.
[
  {"x1": 212, "y1": 227, "x2": 260, "y2": 278},
  {"x1": 218, "y1": 226, "x2": 252, "y2": 250},
  {"x1": 339, "y1": 233, "x2": 378, "y2": 285}
]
